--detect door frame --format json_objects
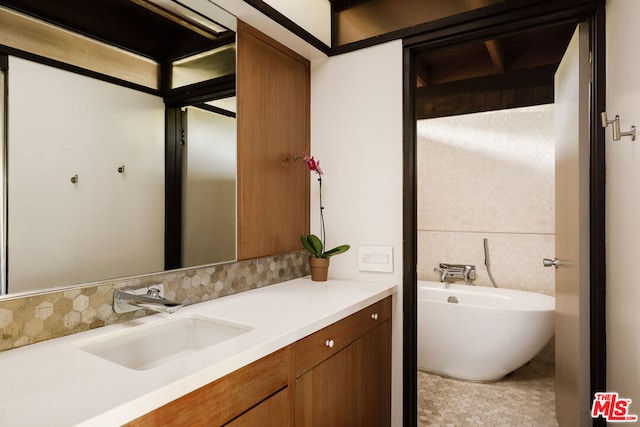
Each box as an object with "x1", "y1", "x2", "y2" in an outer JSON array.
[{"x1": 402, "y1": 2, "x2": 606, "y2": 426}]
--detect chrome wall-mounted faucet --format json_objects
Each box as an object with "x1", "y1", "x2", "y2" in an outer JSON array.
[
  {"x1": 113, "y1": 283, "x2": 183, "y2": 314},
  {"x1": 434, "y1": 263, "x2": 476, "y2": 284},
  {"x1": 434, "y1": 265, "x2": 449, "y2": 282}
]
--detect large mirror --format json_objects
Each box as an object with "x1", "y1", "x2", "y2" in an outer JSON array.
[{"x1": 0, "y1": 0, "x2": 238, "y2": 296}]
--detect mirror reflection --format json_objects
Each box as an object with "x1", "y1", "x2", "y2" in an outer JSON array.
[
  {"x1": 182, "y1": 103, "x2": 237, "y2": 267},
  {"x1": 0, "y1": 1, "x2": 237, "y2": 296}
]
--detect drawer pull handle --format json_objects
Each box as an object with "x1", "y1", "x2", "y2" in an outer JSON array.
[
  {"x1": 325, "y1": 339, "x2": 334, "y2": 348},
  {"x1": 371, "y1": 313, "x2": 379, "y2": 320}
]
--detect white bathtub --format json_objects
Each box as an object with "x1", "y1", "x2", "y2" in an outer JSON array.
[{"x1": 417, "y1": 280, "x2": 555, "y2": 382}]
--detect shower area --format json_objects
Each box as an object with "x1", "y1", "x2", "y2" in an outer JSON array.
[{"x1": 416, "y1": 105, "x2": 558, "y2": 426}]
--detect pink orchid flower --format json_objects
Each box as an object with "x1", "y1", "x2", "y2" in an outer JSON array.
[{"x1": 302, "y1": 151, "x2": 323, "y2": 175}]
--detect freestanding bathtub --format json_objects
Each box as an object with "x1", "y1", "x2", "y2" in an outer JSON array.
[{"x1": 417, "y1": 280, "x2": 555, "y2": 382}]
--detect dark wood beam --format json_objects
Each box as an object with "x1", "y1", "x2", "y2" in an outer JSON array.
[
  {"x1": 484, "y1": 39, "x2": 505, "y2": 73},
  {"x1": 0, "y1": 0, "x2": 227, "y2": 61},
  {"x1": 416, "y1": 64, "x2": 555, "y2": 119},
  {"x1": 329, "y1": 0, "x2": 374, "y2": 12}
]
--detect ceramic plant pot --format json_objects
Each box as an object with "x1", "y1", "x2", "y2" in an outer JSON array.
[{"x1": 310, "y1": 257, "x2": 330, "y2": 282}]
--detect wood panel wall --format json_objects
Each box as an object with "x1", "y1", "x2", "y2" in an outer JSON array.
[{"x1": 237, "y1": 21, "x2": 310, "y2": 260}]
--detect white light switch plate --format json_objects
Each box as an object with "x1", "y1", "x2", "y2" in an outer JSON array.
[{"x1": 358, "y1": 245, "x2": 393, "y2": 272}]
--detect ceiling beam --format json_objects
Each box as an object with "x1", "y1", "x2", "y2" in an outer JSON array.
[
  {"x1": 415, "y1": 61, "x2": 431, "y2": 87},
  {"x1": 328, "y1": 0, "x2": 374, "y2": 12},
  {"x1": 484, "y1": 39, "x2": 505, "y2": 73},
  {"x1": 130, "y1": 0, "x2": 228, "y2": 41},
  {"x1": 415, "y1": 64, "x2": 556, "y2": 119}
]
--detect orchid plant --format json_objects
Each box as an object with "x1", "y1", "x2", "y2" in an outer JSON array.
[{"x1": 291, "y1": 151, "x2": 350, "y2": 259}]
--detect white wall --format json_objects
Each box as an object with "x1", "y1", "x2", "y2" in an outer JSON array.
[
  {"x1": 311, "y1": 40, "x2": 404, "y2": 426},
  {"x1": 417, "y1": 105, "x2": 556, "y2": 296},
  {"x1": 8, "y1": 57, "x2": 165, "y2": 292},
  {"x1": 605, "y1": 0, "x2": 640, "y2": 408}
]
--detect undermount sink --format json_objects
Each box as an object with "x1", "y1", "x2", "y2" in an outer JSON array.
[{"x1": 75, "y1": 315, "x2": 253, "y2": 370}]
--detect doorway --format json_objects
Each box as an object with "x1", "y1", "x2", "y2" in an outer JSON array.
[
  {"x1": 416, "y1": 103, "x2": 558, "y2": 426},
  {"x1": 402, "y1": 4, "x2": 606, "y2": 426}
]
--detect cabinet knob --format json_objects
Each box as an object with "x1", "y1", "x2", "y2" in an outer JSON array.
[
  {"x1": 371, "y1": 313, "x2": 379, "y2": 320},
  {"x1": 325, "y1": 339, "x2": 334, "y2": 348}
]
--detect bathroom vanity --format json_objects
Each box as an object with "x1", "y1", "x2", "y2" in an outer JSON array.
[
  {"x1": 0, "y1": 278, "x2": 395, "y2": 426},
  {"x1": 126, "y1": 295, "x2": 391, "y2": 426}
]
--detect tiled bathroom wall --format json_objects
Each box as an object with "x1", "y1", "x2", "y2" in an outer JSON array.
[
  {"x1": 417, "y1": 104, "x2": 556, "y2": 363},
  {"x1": 417, "y1": 104, "x2": 556, "y2": 295},
  {"x1": 0, "y1": 251, "x2": 310, "y2": 351}
]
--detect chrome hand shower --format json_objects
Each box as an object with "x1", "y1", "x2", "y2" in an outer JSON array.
[{"x1": 483, "y1": 238, "x2": 499, "y2": 288}]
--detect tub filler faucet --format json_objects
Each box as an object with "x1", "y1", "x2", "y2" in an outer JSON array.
[
  {"x1": 114, "y1": 283, "x2": 183, "y2": 314},
  {"x1": 434, "y1": 264, "x2": 449, "y2": 282},
  {"x1": 434, "y1": 263, "x2": 476, "y2": 284}
]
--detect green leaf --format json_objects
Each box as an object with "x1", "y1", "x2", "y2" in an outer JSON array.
[
  {"x1": 307, "y1": 234, "x2": 324, "y2": 255},
  {"x1": 323, "y1": 244, "x2": 350, "y2": 258},
  {"x1": 301, "y1": 235, "x2": 349, "y2": 258},
  {"x1": 300, "y1": 235, "x2": 316, "y2": 255},
  {"x1": 301, "y1": 234, "x2": 323, "y2": 257}
]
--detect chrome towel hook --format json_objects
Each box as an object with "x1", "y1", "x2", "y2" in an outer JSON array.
[{"x1": 601, "y1": 112, "x2": 636, "y2": 141}]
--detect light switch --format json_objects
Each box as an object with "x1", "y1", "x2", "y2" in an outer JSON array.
[{"x1": 358, "y1": 245, "x2": 394, "y2": 272}]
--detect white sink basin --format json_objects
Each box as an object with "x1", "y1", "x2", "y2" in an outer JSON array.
[{"x1": 75, "y1": 315, "x2": 253, "y2": 370}]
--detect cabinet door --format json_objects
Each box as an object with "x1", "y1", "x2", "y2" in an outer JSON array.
[
  {"x1": 236, "y1": 21, "x2": 310, "y2": 260},
  {"x1": 225, "y1": 388, "x2": 289, "y2": 427},
  {"x1": 353, "y1": 320, "x2": 391, "y2": 427},
  {"x1": 294, "y1": 345, "x2": 354, "y2": 426}
]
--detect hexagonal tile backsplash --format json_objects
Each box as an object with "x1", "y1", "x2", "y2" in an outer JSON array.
[{"x1": 0, "y1": 251, "x2": 310, "y2": 351}]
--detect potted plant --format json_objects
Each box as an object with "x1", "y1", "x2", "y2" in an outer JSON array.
[
  {"x1": 285, "y1": 151, "x2": 350, "y2": 281},
  {"x1": 301, "y1": 234, "x2": 350, "y2": 281}
]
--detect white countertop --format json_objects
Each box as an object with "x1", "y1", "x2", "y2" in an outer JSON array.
[{"x1": 0, "y1": 278, "x2": 396, "y2": 426}]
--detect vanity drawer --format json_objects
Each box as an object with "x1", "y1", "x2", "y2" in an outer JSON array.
[
  {"x1": 351, "y1": 296, "x2": 392, "y2": 339},
  {"x1": 292, "y1": 314, "x2": 357, "y2": 377},
  {"x1": 292, "y1": 296, "x2": 392, "y2": 377}
]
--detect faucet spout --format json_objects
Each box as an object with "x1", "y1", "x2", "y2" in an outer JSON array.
[
  {"x1": 434, "y1": 266, "x2": 448, "y2": 282},
  {"x1": 463, "y1": 265, "x2": 473, "y2": 285},
  {"x1": 113, "y1": 285, "x2": 183, "y2": 314}
]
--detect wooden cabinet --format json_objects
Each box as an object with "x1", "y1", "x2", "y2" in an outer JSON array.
[
  {"x1": 236, "y1": 21, "x2": 310, "y2": 260},
  {"x1": 124, "y1": 297, "x2": 392, "y2": 427},
  {"x1": 294, "y1": 345, "x2": 354, "y2": 426},
  {"x1": 124, "y1": 347, "x2": 290, "y2": 427},
  {"x1": 353, "y1": 321, "x2": 392, "y2": 426},
  {"x1": 292, "y1": 296, "x2": 392, "y2": 426},
  {"x1": 225, "y1": 388, "x2": 289, "y2": 427}
]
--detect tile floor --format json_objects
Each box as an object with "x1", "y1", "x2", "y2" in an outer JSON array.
[{"x1": 417, "y1": 361, "x2": 558, "y2": 427}]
